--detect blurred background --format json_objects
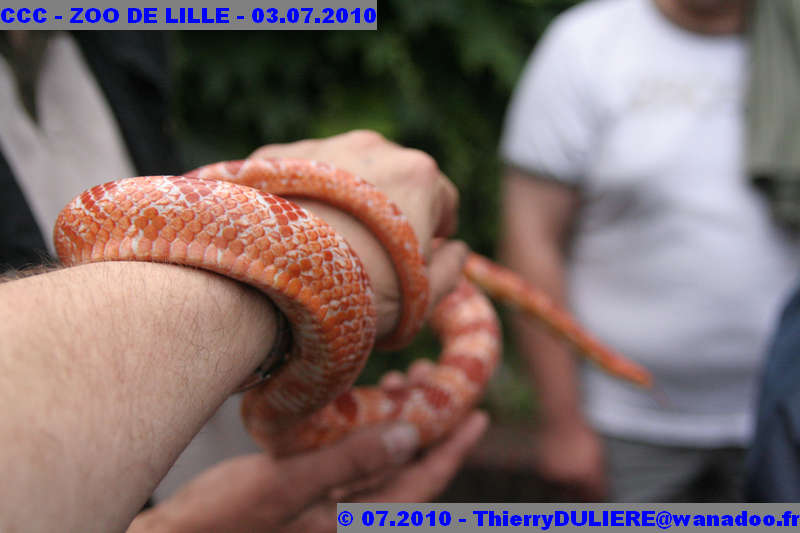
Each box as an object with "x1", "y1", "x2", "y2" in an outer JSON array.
[{"x1": 170, "y1": 0, "x2": 580, "y2": 498}]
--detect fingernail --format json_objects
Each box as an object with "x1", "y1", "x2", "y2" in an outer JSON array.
[{"x1": 381, "y1": 423, "x2": 420, "y2": 464}]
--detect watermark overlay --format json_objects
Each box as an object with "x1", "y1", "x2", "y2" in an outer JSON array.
[
  {"x1": 0, "y1": 0, "x2": 376, "y2": 29},
  {"x1": 337, "y1": 503, "x2": 800, "y2": 532}
]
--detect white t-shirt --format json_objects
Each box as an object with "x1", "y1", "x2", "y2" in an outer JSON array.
[{"x1": 500, "y1": 0, "x2": 800, "y2": 446}]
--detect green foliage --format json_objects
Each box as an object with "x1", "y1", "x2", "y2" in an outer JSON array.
[{"x1": 171, "y1": 0, "x2": 579, "y2": 421}]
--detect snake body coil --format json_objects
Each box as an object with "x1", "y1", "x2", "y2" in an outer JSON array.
[{"x1": 54, "y1": 158, "x2": 649, "y2": 454}]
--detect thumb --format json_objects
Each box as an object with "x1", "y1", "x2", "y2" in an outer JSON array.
[{"x1": 427, "y1": 240, "x2": 468, "y2": 313}]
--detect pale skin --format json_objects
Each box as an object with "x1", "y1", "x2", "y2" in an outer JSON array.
[
  {"x1": 129, "y1": 386, "x2": 488, "y2": 533},
  {"x1": 0, "y1": 131, "x2": 483, "y2": 532},
  {"x1": 502, "y1": 0, "x2": 750, "y2": 501},
  {"x1": 250, "y1": 130, "x2": 463, "y2": 334},
  {"x1": 654, "y1": 0, "x2": 751, "y2": 35}
]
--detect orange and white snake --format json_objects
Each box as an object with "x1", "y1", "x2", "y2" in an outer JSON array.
[{"x1": 53, "y1": 158, "x2": 650, "y2": 455}]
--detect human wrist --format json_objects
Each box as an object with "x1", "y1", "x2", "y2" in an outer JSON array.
[{"x1": 293, "y1": 198, "x2": 399, "y2": 338}]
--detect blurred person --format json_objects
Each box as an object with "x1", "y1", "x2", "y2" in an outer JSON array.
[
  {"x1": 743, "y1": 0, "x2": 800, "y2": 502},
  {"x1": 0, "y1": 30, "x2": 484, "y2": 531},
  {"x1": 500, "y1": 0, "x2": 799, "y2": 501}
]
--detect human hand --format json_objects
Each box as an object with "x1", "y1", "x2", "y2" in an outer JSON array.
[
  {"x1": 533, "y1": 420, "x2": 608, "y2": 501},
  {"x1": 250, "y1": 130, "x2": 466, "y2": 338},
  {"x1": 275, "y1": 361, "x2": 489, "y2": 533},
  {"x1": 127, "y1": 413, "x2": 488, "y2": 533},
  {"x1": 279, "y1": 411, "x2": 488, "y2": 533}
]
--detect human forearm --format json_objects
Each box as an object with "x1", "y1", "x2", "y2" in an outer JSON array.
[
  {"x1": 503, "y1": 242, "x2": 586, "y2": 427},
  {"x1": 0, "y1": 262, "x2": 275, "y2": 533},
  {"x1": 499, "y1": 170, "x2": 585, "y2": 427},
  {"x1": 500, "y1": 171, "x2": 605, "y2": 499}
]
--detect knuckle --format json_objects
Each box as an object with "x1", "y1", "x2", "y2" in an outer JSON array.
[
  {"x1": 291, "y1": 138, "x2": 321, "y2": 153},
  {"x1": 406, "y1": 150, "x2": 439, "y2": 178},
  {"x1": 347, "y1": 129, "x2": 385, "y2": 145},
  {"x1": 446, "y1": 240, "x2": 469, "y2": 260},
  {"x1": 443, "y1": 179, "x2": 459, "y2": 205},
  {"x1": 253, "y1": 138, "x2": 316, "y2": 159},
  {"x1": 410, "y1": 358, "x2": 435, "y2": 373},
  {"x1": 250, "y1": 145, "x2": 274, "y2": 159}
]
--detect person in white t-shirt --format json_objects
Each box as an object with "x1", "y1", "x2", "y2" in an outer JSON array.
[{"x1": 500, "y1": 0, "x2": 799, "y2": 501}]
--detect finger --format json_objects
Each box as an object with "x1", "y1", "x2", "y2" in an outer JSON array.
[
  {"x1": 327, "y1": 467, "x2": 397, "y2": 502},
  {"x1": 361, "y1": 411, "x2": 489, "y2": 502},
  {"x1": 408, "y1": 359, "x2": 436, "y2": 383},
  {"x1": 380, "y1": 371, "x2": 407, "y2": 389},
  {"x1": 426, "y1": 240, "x2": 468, "y2": 311},
  {"x1": 280, "y1": 422, "x2": 420, "y2": 507},
  {"x1": 433, "y1": 176, "x2": 459, "y2": 238}
]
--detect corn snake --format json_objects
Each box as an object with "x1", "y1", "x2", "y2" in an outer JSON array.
[{"x1": 53, "y1": 158, "x2": 650, "y2": 454}]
